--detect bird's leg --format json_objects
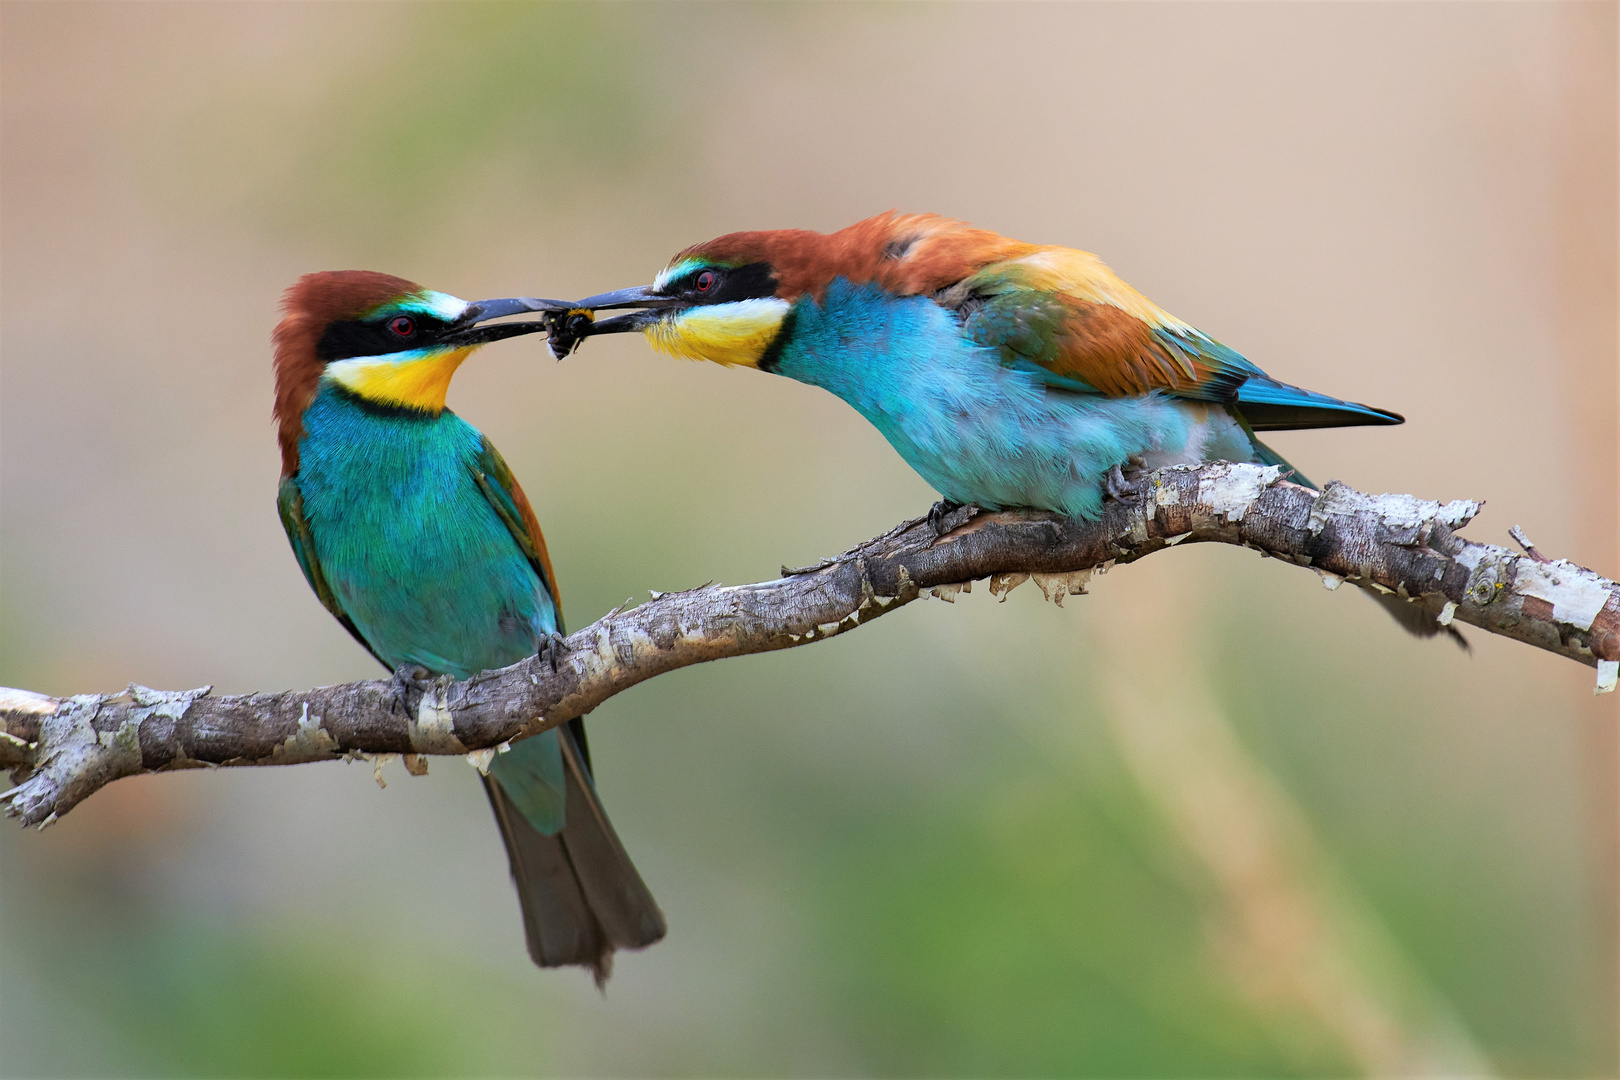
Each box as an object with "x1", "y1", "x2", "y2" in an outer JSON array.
[
  {"x1": 538, "y1": 632, "x2": 571, "y2": 674},
  {"x1": 928, "y1": 499, "x2": 966, "y2": 537},
  {"x1": 388, "y1": 663, "x2": 433, "y2": 716},
  {"x1": 1104, "y1": 454, "x2": 1149, "y2": 503}
]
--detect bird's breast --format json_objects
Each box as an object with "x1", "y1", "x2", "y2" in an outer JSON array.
[{"x1": 293, "y1": 388, "x2": 555, "y2": 675}]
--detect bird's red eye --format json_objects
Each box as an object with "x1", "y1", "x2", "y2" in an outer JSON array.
[
  {"x1": 694, "y1": 270, "x2": 716, "y2": 293},
  {"x1": 388, "y1": 315, "x2": 415, "y2": 337}
]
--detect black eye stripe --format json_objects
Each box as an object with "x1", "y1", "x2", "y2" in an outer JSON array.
[
  {"x1": 678, "y1": 261, "x2": 778, "y2": 305},
  {"x1": 316, "y1": 313, "x2": 452, "y2": 362}
]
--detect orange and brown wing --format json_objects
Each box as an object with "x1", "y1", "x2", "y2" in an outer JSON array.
[{"x1": 942, "y1": 246, "x2": 1262, "y2": 402}]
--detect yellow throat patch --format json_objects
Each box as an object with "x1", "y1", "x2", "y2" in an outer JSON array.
[
  {"x1": 645, "y1": 298, "x2": 790, "y2": 368},
  {"x1": 323, "y1": 346, "x2": 476, "y2": 412}
]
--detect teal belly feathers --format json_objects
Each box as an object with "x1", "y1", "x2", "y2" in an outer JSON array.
[
  {"x1": 296, "y1": 387, "x2": 557, "y2": 676},
  {"x1": 296, "y1": 385, "x2": 565, "y2": 832},
  {"x1": 771, "y1": 279, "x2": 1259, "y2": 520}
]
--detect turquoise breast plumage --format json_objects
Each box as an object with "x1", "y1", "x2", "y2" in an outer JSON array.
[
  {"x1": 293, "y1": 387, "x2": 557, "y2": 677},
  {"x1": 772, "y1": 278, "x2": 1256, "y2": 519}
]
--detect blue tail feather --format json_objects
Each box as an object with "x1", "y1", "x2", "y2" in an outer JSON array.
[{"x1": 1235, "y1": 376, "x2": 1403, "y2": 431}]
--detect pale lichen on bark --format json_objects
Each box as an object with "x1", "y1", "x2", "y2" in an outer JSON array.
[{"x1": 3, "y1": 463, "x2": 1616, "y2": 827}]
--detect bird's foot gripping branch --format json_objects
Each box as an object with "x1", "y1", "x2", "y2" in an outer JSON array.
[{"x1": 4, "y1": 463, "x2": 1617, "y2": 827}]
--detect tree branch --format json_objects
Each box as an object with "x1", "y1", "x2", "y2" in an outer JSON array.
[{"x1": 5, "y1": 463, "x2": 1617, "y2": 828}]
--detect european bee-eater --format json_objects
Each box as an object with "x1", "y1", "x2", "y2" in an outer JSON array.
[
  {"x1": 557, "y1": 211, "x2": 1447, "y2": 637},
  {"x1": 273, "y1": 271, "x2": 665, "y2": 982}
]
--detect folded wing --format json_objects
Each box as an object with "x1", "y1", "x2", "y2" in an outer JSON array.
[{"x1": 943, "y1": 247, "x2": 1401, "y2": 431}]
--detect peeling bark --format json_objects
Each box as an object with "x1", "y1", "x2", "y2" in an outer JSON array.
[{"x1": 4, "y1": 464, "x2": 1616, "y2": 828}]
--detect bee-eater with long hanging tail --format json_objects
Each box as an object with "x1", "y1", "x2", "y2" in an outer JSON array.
[
  {"x1": 273, "y1": 272, "x2": 666, "y2": 982},
  {"x1": 557, "y1": 211, "x2": 1451, "y2": 639}
]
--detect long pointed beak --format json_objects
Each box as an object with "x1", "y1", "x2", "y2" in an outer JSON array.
[
  {"x1": 583, "y1": 311, "x2": 663, "y2": 334},
  {"x1": 445, "y1": 296, "x2": 574, "y2": 347},
  {"x1": 573, "y1": 285, "x2": 681, "y2": 310},
  {"x1": 465, "y1": 296, "x2": 576, "y2": 322}
]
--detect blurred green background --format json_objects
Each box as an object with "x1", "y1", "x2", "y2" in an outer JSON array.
[{"x1": 2, "y1": 3, "x2": 1616, "y2": 1076}]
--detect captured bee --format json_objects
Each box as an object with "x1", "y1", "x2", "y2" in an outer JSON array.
[{"x1": 543, "y1": 309, "x2": 596, "y2": 360}]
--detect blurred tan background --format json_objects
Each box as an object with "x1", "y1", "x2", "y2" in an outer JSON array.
[{"x1": 2, "y1": 3, "x2": 1615, "y2": 1077}]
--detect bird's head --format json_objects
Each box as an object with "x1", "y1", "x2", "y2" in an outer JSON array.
[
  {"x1": 556, "y1": 212, "x2": 1032, "y2": 368},
  {"x1": 272, "y1": 271, "x2": 565, "y2": 472}
]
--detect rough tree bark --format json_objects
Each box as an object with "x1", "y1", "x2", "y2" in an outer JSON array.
[{"x1": 4, "y1": 463, "x2": 1617, "y2": 829}]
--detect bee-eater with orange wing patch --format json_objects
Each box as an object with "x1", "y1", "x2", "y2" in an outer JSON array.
[
  {"x1": 274, "y1": 272, "x2": 665, "y2": 982},
  {"x1": 557, "y1": 211, "x2": 1450, "y2": 639}
]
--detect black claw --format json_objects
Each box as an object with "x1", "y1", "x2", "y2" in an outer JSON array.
[
  {"x1": 1103, "y1": 458, "x2": 1149, "y2": 503},
  {"x1": 928, "y1": 499, "x2": 966, "y2": 537},
  {"x1": 388, "y1": 663, "x2": 431, "y2": 715},
  {"x1": 538, "y1": 632, "x2": 570, "y2": 674}
]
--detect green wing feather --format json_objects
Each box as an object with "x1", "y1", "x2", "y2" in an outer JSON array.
[
  {"x1": 467, "y1": 438, "x2": 602, "y2": 776},
  {"x1": 469, "y1": 436, "x2": 564, "y2": 634},
  {"x1": 277, "y1": 474, "x2": 389, "y2": 668}
]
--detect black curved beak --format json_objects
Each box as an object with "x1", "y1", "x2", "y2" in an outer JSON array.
[{"x1": 444, "y1": 296, "x2": 575, "y2": 347}]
